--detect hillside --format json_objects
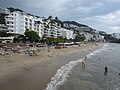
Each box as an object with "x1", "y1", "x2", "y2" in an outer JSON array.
[{"x1": 62, "y1": 21, "x2": 88, "y2": 27}]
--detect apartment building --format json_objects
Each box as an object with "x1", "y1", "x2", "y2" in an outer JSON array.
[
  {"x1": 0, "y1": 8, "x2": 10, "y2": 32},
  {"x1": 112, "y1": 33, "x2": 120, "y2": 39},
  {"x1": 61, "y1": 28, "x2": 74, "y2": 39},
  {"x1": 5, "y1": 9, "x2": 43, "y2": 38},
  {"x1": 81, "y1": 32, "x2": 93, "y2": 42},
  {"x1": 42, "y1": 17, "x2": 62, "y2": 38}
]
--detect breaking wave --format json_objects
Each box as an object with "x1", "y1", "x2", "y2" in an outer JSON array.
[{"x1": 45, "y1": 59, "x2": 83, "y2": 90}]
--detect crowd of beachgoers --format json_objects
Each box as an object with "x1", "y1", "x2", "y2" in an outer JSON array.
[
  {"x1": 0, "y1": 42, "x2": 96, "y2": 56},
  {"x1": 0, "y1": 43, "x2": 44, "y2": 56}
]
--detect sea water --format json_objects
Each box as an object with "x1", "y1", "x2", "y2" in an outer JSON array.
[{"x1": 45, "y1": 43, "x2": 120, "y2": 90}]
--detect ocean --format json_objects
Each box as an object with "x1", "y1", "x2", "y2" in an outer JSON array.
[{"x1": 45, "y1": 43, "x2": 120, "y2": 90}]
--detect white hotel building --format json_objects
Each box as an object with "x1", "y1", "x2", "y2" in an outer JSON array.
[
  {"x1": 112, "y1": 33, "x2": 120, "y2": 39},
  {"x1": 5, "y1": 10, "x2": 44, "y2": 38},
  {"x1": 2, "y1": 8, "x2": 74, "y2": 40},
  {"x1": 60, "y1": 28, "x2": 74, "y2": 39}
]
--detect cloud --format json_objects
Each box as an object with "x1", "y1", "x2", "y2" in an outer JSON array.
[
  {"x1": 79, "y1": 10, "x2": 120, "y2": 33},
  {"x1": 1, "y1": 0, "x2": 120, "y2": 33},
  {"x1": 106, "y1": 0, "x2": 120, "y2": 3}
]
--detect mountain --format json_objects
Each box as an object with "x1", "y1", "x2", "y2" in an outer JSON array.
[
  {"x1": 7, "y1": 7, "x2": 24, "y2": 12},
  {"x1": 62, "y1": 21, "x2": 88, "y2": 27},
  {"x1": 61, "y1": 21, "x2": 91, "y2": 31}
]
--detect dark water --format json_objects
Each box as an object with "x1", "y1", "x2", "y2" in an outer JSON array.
[{"x1": 58, "y1": 43, "x2": 120, "y2": 90}]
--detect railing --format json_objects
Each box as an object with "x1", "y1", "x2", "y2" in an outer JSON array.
[{"x1": 0, "y1": 37, "x2": 14, "y2": 40}]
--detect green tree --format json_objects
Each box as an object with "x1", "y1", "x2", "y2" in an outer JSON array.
[
  {"x1": 0, "y1": 14, "x2": 6, "y2": 24},
  {"x1": 24, "y1": 30, "x2": 40, "y2": 42},
  {"x1": 13, "y1": 37, "x2": 21, "y2": 43},
  {"x1": 42, "y1": 36, "x2": 68, "y2": 45},
  {"x1": 69, "y1": 38, "x2": 73, "y2": 42},
  {"x1": 74, "y1": 33, "x2": 85, "y2": 42},
  {"x1": 0, "y1": 31, "x2": 8, "y2": 37}
]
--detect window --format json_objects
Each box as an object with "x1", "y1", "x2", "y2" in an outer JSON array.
[
  {"x1": 7, "y1": 22, "x2": 9, "y2": 24},
  {"x1": 25, "y1": 18, "x2": 28, "y2": 21},
  {"x1": 30, "y1": 27, "x2": 32, "y2": 30},
  {"x1": 29, "y1": 19, "x2": 32, "y2": 22},
  {"x1": 10, "y1": 30, "x2": 13, "y2": 32},
  {"x1": 37, "y1": 25, "x2": 39, "y2": 28},
  {"x1": 11, "y1": 17, "x2": 14, "y2": 20},
  {"x1": 25, "y1": 22, "x2": 28, "y2": 25},
  {"x1": 29, "y1": 23, "x2": 32, "y2": 26},
  {"x1": 25, "y1": 26, "x2": 27, "y2": 29}
]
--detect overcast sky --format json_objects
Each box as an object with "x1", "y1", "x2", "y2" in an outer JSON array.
[{"x1": 1, "y1": 0, "x2": 120, "y2": 34}]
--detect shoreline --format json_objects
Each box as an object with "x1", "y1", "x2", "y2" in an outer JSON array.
[{"x1": 0, "y1": 43, "x2": 103, "y2": 90}]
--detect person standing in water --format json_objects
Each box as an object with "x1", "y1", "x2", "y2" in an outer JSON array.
[
  {"x1": 82, "y1": 61, "x2": 85, "y2": 68},
  {"x1": 99, "y1": 58, "x2": 100, "y2": 60},
  {"x1": 85, "y1": 56, "x2": 87, "y2": 60},
  {"x1": 104, "y1": 66, "x2": 108, "y2": 75}
]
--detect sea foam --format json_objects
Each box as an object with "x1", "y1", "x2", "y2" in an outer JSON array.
[{"x1": 45, "y1": 59, "x2": 83, "y2": 90}]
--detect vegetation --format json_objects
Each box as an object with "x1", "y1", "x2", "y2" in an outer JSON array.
[
  {"x1": 111, "y1": 38, "x2": 120, "y2": 43},
  {"x1": 62, "y1": 21, "x2": 88, "y2": 27},
  {"x1": 24, "y1": 29, "x2": 40, "y2": 42},
  {"x1": 41, "y1": 36, "x2": 68, "y2": 45},
  {"x1": 13, "y1": 37, "x2": 21, "y2": 43},
  {"x1": 47, "y1": 16, "x2": 62, "y2": 26},
  {"x1": 7, "y1": 7, "x2": 24, "y2": 12},
  {"x1": 74, "y1": 32, "x2": 86, "y2": 42},
  {"x1": 0, "y1": 14, "x2": 6, "y2": 24},
  {"x1": 0, "y1": 31, "x2": 8, "y2": 37}
]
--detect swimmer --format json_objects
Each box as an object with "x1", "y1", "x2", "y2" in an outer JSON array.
[
  {"x1": 82, "y1": 61, "x2": 84, "y2": 66},
  {"x1": 104, "y1": 66, "x2": 108, "y2": 75},
  {"x1": 85, "y1": 56, "x2": 87, "y2": 60},
  {"x1": 82, "y1": 61, "x2": 85, "y2": 68}
]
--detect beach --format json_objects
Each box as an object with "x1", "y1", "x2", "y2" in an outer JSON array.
[{"x1": 0, "y1": 43, "x2": 102, "y2": 90}]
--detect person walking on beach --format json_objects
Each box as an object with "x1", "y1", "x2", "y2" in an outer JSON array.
[{"x1": 104, "y1": 66, "x2": 108, "y2": 75}]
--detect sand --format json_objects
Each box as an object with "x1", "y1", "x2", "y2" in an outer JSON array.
[{"x1": 0, "y1": 43, "x2": 103, "y2": 90}]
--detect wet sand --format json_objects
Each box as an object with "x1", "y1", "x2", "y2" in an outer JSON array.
[{"x1": 0, "y1": 43, "x2": 103, "y2": 90}]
